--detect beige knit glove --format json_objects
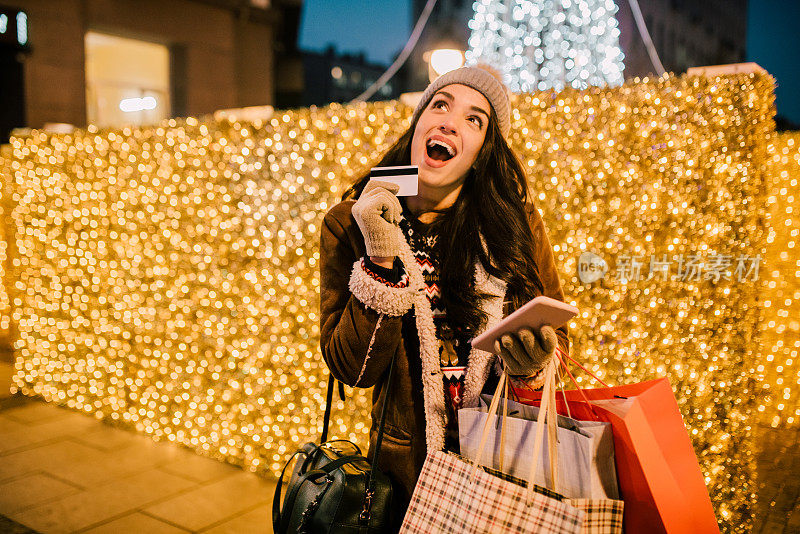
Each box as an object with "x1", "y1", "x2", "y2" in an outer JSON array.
[
  {"x1": 494, "y1": 324, "x2": 558, "y2": 379},
  {"x1": 351, "y1": 180, "x2": 403, "y2": 257}
]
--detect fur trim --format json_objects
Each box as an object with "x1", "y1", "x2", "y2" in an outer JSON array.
[
  {"x1": 349, "y1": 258, "x2": 415, "y2": 317},
  {"x1": 396, "y1": 235, "x2": 448, "y2": 452},
  {"x1": 462, "y1": 261, "x2": 507, "y2": 409}
]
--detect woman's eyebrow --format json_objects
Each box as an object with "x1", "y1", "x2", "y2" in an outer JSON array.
[
  {"x1": 434, "y1": 90, "x2": 490, "y2": 119},
  {"x1": 470, "y1": 106, "x2": 490, "y2": 119}
]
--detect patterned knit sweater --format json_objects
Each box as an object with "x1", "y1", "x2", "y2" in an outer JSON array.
[{"x1": 361, "y1": 203, "x2": 482, "y2": 451}]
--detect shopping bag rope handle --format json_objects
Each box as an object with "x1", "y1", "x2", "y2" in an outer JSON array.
[
  {"x1": 554, "y1": 349, "x2": 601, "y2": 420},
  {"x1": 556, "y1": 347, "x2": 610, "y2": 388},
  {"x1": 554, "y1": 360, "x2": 572, "y2": 419}
]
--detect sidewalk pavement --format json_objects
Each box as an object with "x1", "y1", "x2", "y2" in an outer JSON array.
[{"x1": 0, "y1": 358, "x2": 276, "y2": 534}]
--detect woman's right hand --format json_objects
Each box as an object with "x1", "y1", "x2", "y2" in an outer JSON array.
[{"x1": 351, "y1": 180, "x2": 403, "y2": 258}]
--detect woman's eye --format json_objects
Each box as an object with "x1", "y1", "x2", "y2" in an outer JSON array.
[
  {"x1": 469, "y1": 116, "x2": 483, "y2": 127},
  {"x1": 432, "y1": 100, "x2": 447, "y2": 109}
]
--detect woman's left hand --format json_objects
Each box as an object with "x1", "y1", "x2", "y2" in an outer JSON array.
[{"x1": 494, "y1": 324, "x2": 557, "y2": 377}]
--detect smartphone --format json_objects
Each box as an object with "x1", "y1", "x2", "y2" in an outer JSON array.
[
  {"x1": 369, "y1": 165, "x2": 418, "y2": 196},
  {"x1": 471, "y1": 295, "x2": 578, "y2": 353}
]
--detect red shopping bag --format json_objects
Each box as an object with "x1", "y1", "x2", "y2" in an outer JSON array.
[{"x1": 511, "y1": 358, "x2": 719, "y2": 534}]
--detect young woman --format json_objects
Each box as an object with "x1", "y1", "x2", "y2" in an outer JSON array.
[{"x1": 318, "y1": 66, "x2": 569, "y2": 517}]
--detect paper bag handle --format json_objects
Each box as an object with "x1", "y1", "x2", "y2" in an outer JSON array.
[
  {"x1": 526, "y1": 358, "x2": 560, "y2": 504},
  {"x1": 470, "y1": 371, "x2": 508, "y2": 480}
]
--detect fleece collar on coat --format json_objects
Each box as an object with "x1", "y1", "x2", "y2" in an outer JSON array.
[{"x1": 394, "y1": 228, "x2": 507, "y2": 453}]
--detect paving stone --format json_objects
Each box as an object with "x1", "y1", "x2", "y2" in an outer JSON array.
[
  {"x1": 71, "y1": 423, "x2": 142, "y2": 452},
  {"x1": 49, "y1": 436, "x2": 186, "y2": 487},
  {"x1": 0, "y1": 514, "x2": 38, "y2": 534},
  {"x1": 8, "y1": 468, "x2": 196, "y2": 534},
  {"x1": 159, "y1": 452, "x2": 243, "y2": 484},
  {"x1": 202, "y1": 503, "x2": 272, "y2": 534},
  {"x1": 2, "y1": 403, "x2": 72, "y2": 425},
  {"x1": 0, "y1": 439, "x2": 105, "y2": 483},
  {"x1": 0, "y1": 473, "x2": 82, "y2": 514},
  {"x1": 0, "y1": 411, "x2": 98, "y2": 454},
  {"x1": 144, "y1": 471, "x2": 275, "y2": 531},
  {"x1": 81, "y1": 512, "x2": 190, "y2": 534},
  {"x1": 0, "y1": 414, "x2": 27, "y2": 434}
]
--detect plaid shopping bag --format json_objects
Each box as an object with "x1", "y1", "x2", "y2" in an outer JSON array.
[
  {"x1": 467, "y1": 455, "x2": 624, "y2": 534},
  {"x1": 472, "y1": 458, "x2": 624, "y2": 534},
  {"x1": 399, "y1": 450, "x2": 584, "y2": 534},
  {"x1": 568, "y1": 499, "x2": 625, "y2": 534}
]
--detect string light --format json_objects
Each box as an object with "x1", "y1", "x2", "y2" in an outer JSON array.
[
  {"x1": 466, "y1": 0, "x2": 625, "y2": 91},
  {"x1": 0, "y1": 72, "x2": 786, "y2": 533},
  {"x1": 762, "y1": 134, "x2": 800, "y2": 429},
  {"x1": 0, "y1": 151, "x2": 12, "y2": 337}
]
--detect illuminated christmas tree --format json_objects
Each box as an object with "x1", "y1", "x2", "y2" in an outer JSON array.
[{"x1": 466, "y1": 0, "x2": 625, "y2": 92}]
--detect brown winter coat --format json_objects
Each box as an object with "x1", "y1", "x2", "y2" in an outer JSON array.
[{"x1": 318, "y1": 199, "x2": 570, "y2": 510}]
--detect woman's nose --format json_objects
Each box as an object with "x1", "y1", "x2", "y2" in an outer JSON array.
[{"x1": 438, "y1": 122, "x2": 456, "y2": 135}]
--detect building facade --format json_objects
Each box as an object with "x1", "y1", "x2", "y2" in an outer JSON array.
[
  {"x1": 296, "y1": 45, "x2": 401, "y2": 108},
  {"x1": 616, "y1": 0, "x2": 747, "y2": 78},
  {"x1": 1, "y1": 0, "x2": 303, "y2": 143}
]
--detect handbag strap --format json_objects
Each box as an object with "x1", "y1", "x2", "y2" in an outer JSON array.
[
  {"x1": 363, "y1": 349, "x2": 398, "y2": 521},
  {"x1": 320, "y1": 376, "x2": 346, "y2": 443},
  {"x1": 316, "y1": 350, "x2": 399, "y2": 523},
  {"x1": 272, "y1": 449, "x2": 309, "y2": 532}
]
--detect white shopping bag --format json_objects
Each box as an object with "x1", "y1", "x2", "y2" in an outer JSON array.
[{"x1": 458, "y1": 386, "x2": 620, "y2": 500}]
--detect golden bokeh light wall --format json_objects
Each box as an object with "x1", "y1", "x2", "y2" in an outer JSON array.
[
  {"x1": 3, "y1": 72, "x2": 785, "y2": 532},
  {"x1": 0, "y1": 148, "x2": 12, "y2": 346},
  {"x1": 762, "y1": 133, "x2": 800, "y2": 427}
]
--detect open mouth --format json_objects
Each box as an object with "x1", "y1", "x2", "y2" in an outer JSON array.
[{"x1": 426, "y1": 138, "x2": 456, "y2": 162}]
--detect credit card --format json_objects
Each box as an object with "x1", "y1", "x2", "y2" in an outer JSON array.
[{"x1": 369, "y1": 165, "x2": 419, "y2": 196}]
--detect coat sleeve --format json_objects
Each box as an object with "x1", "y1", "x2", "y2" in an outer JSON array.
[
  {"x1": 528, "y1": 204, "x2": 571, "y2": 357},
  {"x1": 318, "y1": 202, "x2": 414, "y2": 387},
  {"x1": 505, "y1": 205, "x2": 571, "y2": 394}
]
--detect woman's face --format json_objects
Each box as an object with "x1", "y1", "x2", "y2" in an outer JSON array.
[{"x1": 410, "y1": 84, "x2": 491, "y2": 195}]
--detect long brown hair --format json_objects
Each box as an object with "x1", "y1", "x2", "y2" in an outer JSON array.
[{"x1": 342, "y1": 102, "x2": 545, "y2": 333}]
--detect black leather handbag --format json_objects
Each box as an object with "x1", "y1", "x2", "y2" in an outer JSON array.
[{"x1": 272, "y1": 353, "x2": 397, "y2": 533}]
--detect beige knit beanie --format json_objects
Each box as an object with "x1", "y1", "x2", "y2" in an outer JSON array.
[{"x1": 411, "y1": 65, "x2": 511, "y2": 137}]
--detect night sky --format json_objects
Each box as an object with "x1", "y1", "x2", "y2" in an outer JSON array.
[
  {"x1": 300, "y1": 0, "x2": 799, "y2": 124},
  {"x1": 298, "y1": 0, "x2": 410, "y2": 65},
  {"x1": 746, "y1": 0, "x2": 800, "y2": 124}
]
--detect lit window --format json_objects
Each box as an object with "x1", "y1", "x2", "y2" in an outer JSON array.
[
  {"x1": 85, "y1": 31, "x2": 170, "y2": 128},
  {"x1": 15, "y1": 11, "x2": 26, "y2": 45}
]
